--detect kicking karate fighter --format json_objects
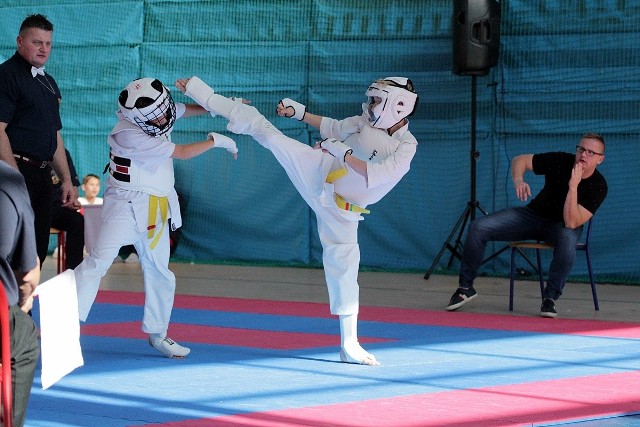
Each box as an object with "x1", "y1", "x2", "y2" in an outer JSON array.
[
  {"x1": 177, "y1": 76, "x2": 418, "y2": 365},
  {"x1": 74, "y1": 77, "x2": 238, "y2": 358}
]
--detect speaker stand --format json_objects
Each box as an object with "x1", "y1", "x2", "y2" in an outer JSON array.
[{"x1": 424, "y1": 75, "x2": 491, "y2": 280}]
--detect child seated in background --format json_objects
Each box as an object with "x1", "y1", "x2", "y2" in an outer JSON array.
[
  {"x1": 77, "y1": 173, "x2": 103, "y2": 258},
  {"x1": 78, "y1": 174, "x2": 103, "y2": 207},
  {"x1": 78, "y1": 173, "x2": 137, "y2": 262}
]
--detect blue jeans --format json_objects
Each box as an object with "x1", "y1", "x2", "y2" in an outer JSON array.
[{"x1": 459, "y1": 207, "x2": 583, "y2": 300}]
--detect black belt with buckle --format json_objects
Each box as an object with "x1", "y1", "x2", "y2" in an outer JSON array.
[{"x1": 13, "y1": 154, "x2": 49, "y2": 168}]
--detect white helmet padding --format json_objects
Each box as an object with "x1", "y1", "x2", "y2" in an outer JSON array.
[
  {"x1": 118, "y1": 78, "x2": 177, "y2": 136},
  {"x1": 362, "y1": 77, "x2": 418, "y2": 130}
]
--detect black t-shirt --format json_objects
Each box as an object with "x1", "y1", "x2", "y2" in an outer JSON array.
[
  {"x1": 0, "y1": 52, "x2": 62, "y2": 161},
  {"x1": 0, "y1": 161, "x2": 38, "y2": 306},
  {"x1": 527, "y1": 152, "x2": 608, "y2": 221}
]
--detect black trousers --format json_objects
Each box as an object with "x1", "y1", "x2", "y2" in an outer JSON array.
[
  {"x1": 50, "y1": 203, "x2": 85, "y2": 269},
  {"x1": 17, "y1": 164, "x2": 52, "y2": 267}
]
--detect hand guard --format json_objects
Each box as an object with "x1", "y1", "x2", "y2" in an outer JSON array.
[
  {"x1": 185, "y1": 76, "x2": 214, "y2": 107},
  {"x1": 208, "y1": 132, "x2": 238, "y2": 155},
  {"x1": 319, "y1": 138, "x2": 353, "y2": 162},
  {"x1": 280, "y1": 98, "x2": 306, "y2": 121},
  {"x1": 184, "y1": 76, "x2": 220, "y2": 118}
]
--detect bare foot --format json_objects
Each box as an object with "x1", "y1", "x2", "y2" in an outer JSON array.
[{"x1": 340, "y1": 342, "x2": 380, "y2": 366}]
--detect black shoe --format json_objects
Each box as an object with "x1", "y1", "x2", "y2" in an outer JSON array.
[
  {"x1": 540, "y1": 298, "x2": 557, "y2": 318},
  {"x1": 446, "y1": 287, "x2": 478, "y2": 311}
]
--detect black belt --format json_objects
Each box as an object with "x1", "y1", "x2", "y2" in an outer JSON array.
[{"x1": 13, "y1": 154, "x2": 49, "y2": 169}]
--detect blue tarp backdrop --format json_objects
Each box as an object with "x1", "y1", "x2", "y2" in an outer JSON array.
[{"x1": 1, "y1": 1, "x2": 638, "y2": 282}]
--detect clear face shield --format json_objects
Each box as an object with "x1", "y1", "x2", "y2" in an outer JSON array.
[
  {"x1": 362, "y1": 78, "x2": 418, "y2": 130},
  {"x1": 362, "y1": 95, "x2": 385, "y2": 124}
]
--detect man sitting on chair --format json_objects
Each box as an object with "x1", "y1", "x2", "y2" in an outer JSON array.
[{"x1": 445, "y1": 133, "x2": 608, "y2": 318}]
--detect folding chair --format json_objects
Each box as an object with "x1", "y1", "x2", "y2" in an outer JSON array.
[
  {"x1": 508, "y1": 218, "x2": 599, "y2": 311},
  {"x1": 0, "y1": 282, "x2": 13, "y2": 427},
  {"x1": 50, "y1": 228, "x2": 66, "y2": 274}
]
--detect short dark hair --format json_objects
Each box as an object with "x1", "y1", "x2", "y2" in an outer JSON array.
[
  {"x1": 19, "y1": 14, "x2": 54, "y2": 35},
  {"x1": 582, "y1": 132, "x2": 605, "y2": 148},
  {"x1": 82, "y1": 174, "x2": 100, "y2": 184}
]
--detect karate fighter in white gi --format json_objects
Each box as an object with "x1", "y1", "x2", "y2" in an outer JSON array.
[
  {"x1": 177, "y1": 76, "x2": 418, "y2": 365},
  {"x1": 74, "y1": 77, "x2": 238, "y2": 358}
]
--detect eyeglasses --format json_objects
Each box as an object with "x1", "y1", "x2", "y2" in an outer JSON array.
[{"x1": 576, "y1": 146, "x2": 604, "y2": 157}]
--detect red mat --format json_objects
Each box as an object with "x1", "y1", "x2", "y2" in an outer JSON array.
[
  {"x1": 95, "y1": 291, "x2": 640, "y2": 339},
  {"x1": 81, "y1": 321, "x2": 392, "y2": 350}
]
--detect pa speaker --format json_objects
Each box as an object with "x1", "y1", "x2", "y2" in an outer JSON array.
[{"x1": 452, "y1": 0, "x2": 501, "y2": 76}]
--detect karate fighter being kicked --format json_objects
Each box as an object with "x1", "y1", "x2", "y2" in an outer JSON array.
[
  {"x1": 74, "y1": 77, "x2": 238, "y2": 358},
  {"x1": 176, "y1": 76, "x2": 419, "y2": 365}
]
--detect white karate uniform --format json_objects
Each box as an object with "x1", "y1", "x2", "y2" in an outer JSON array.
[
  {"x1": 223, "y1": 100, "x2": 418, "y2": 315},
  {"x1": 74, "y1": 104, "x2": 186, "y2": 334},
  {"x1": 78, "y1": 197, "x2": 103, "y2": 205}
]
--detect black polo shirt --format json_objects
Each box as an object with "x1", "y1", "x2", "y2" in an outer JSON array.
[{"x1": 0, "y1": 51, "x2": 62, "y2": 161}]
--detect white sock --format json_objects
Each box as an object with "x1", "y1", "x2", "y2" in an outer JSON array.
[
  {"x1": 339, "y1": 314, "x2": 378, "y2": 365},
  {"x1": 149, "y1": 332, "x2": 166, "y2": 345},
  {"x1": 339, "y1": 314, "x2": 358, "y2": 347}
]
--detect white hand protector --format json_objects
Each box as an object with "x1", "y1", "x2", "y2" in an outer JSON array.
[
  {"x1": 280, "y1": 98, "x2": 306, "y2": 120},
  {"x1": 319, "y1": 138, "x2": 353, "y2": 162},
  {"x1": 208, "y1": 132, "x2": 238, "y2": 155}
]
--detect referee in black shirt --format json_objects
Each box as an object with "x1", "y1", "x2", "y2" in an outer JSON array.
[{"x1": 0, "y1": 14, "x2": 79, "y2": 267}]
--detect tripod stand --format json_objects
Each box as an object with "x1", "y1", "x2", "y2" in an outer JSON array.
[{"x1": 424, "y1": 75, "x2": 490, "y2": 279}]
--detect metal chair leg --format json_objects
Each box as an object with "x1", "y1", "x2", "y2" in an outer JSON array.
[
  {"x1": 535, "y1": 249, "x2": 545, "y2": 301},
  {"x1": 509, "y1": 248, "x2": 516, "y2": 311},
  {"x1": 585, "y1": 248, "x2": 599, "y2": 310}
]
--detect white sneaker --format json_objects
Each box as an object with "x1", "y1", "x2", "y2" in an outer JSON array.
[
  {"x1": 124, "y1": 253, "x2": 139, "y2": 263},
  {"x1": 148, "y1": 337, "x2": 190, "y2": 358}
]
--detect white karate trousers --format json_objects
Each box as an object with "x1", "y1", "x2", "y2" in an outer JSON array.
[
  {"x1": 225, "y1": 102, "x2": 362, "y2": 315},
  {"x1": 74, "y1": 200, "x2": 175, "y2": 334}
]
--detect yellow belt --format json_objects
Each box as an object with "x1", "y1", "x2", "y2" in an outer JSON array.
[
  {"x1": 325, "y1": 167, "x2": 348, "y2": 183},
  {"x1": 147, "y1": 195, "x2": 169, "y2": 249},
  {"x1": 334, "y1": 193, "x2": 370, "y2": 214},
  {"x1": 325, "y1": 167, "x2": 370, "y2": 214}
]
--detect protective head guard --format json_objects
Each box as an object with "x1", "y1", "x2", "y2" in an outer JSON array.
[
  {"x1": 118, "y1": 78, "x2": 176, "y2": 136},
  {"x1": 362, "y1": 77, "x2": 418, "y2": 130}
]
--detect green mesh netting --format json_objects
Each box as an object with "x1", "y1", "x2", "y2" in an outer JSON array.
[{"x1": 2, "y1": 0, "x2": 638, "y2": 283}]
